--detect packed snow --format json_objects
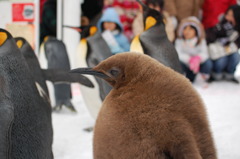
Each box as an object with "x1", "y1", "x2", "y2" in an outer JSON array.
[{"x1": 52, "y1": 65, "x2": 240, "y2": 159}]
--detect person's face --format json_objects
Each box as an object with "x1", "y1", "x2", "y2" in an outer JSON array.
[
  {"x1": 183, "y1": 26, "x2": 197, "y2": 39},
  {"x1": 148, "y1": 4, "x2": 161, "y2": 12},
  {"x1": 103, "y1": 22, "x2": 117, "y2": 31},
  {"x1": 225, "y1": 9, "x2": 236, "y2": 26}
]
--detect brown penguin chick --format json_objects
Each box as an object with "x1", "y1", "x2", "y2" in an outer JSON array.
[{"x1": 71, "y1": 53, "x2": 217, "y2": 159}]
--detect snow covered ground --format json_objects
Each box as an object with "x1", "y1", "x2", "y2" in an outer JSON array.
[{"x1": 52, "y1": 65, "x2": 240, "y2": 159}]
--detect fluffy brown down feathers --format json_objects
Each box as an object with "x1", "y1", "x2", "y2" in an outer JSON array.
[{"x1": 92, "y1": 52, "x2": 217, "y2": 159}]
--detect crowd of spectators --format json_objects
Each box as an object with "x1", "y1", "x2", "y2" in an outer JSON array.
[{"x1": 40, "y1": 0, "x2": 240, "y2": 83}]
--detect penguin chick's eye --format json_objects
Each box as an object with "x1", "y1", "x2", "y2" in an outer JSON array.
[{"x1": 109, "y1": 69, "x2": 120, "y2": 78}]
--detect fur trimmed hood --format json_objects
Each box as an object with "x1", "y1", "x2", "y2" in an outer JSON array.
[{"x1": 177, "y1": 16, "x2": 205, "y2": 43}]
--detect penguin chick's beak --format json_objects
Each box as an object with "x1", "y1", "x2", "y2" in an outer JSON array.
[{"x1": 70, "y1": 67, "x2": 110, "y2": 79}]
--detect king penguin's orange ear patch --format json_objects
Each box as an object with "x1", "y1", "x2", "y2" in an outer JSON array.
[
  {"x1": 44, "y1": 36, "x2": 49, "y2": 42},
  {"x1": 0, "y1": 32, "x2": 7, "y2": 46},
  {"x1": 145, "y1": 16, "x2": 157, "y2": 30},
  {"x1": 16, "y1": 40, "x2": 23, "y2": 48},
  {"x1": 90, "y1": 26, "x2": 97, "y2": 36}
]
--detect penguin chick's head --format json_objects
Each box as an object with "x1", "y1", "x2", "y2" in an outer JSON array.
[{"x1": 70, "y1": 52, "x2": 162, "y2": 89}]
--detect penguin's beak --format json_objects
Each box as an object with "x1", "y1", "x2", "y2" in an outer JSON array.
[
  {"x1": 69, "y1": 27, "x2": 82, "y2": 32},
  {"x1": 70, "y1": 67, "x2": 109, "y2": 79},
  {"x1": 64, "y1": 25, "x2": 82, "y2": 32}
]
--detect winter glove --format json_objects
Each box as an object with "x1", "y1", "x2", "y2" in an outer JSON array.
[{"x1": 189, "y1": 56, "x2": 201, "y2": 73}]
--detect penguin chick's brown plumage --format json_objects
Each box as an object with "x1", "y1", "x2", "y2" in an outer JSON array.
[{"x1": 71, "y1": 53, "x2": 217, "y2": 159}]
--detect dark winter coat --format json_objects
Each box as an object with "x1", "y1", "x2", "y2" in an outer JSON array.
[{"x1": 206, "y1": 5, "x2": 240, "y2": 48}]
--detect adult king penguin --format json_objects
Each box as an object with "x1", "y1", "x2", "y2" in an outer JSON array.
[
  {"x1": 0, "y1": 29, "x2": 53, "y2": 158},
  {"x1": 131, "y1": 0, "x2": 183, "y2": 74},
  {"x1": 15, "y1": 37, "x2": 93, "y2": 106},
  {"x1": 72, "y1": 25, "x2": 113, "y2": 119},
  {"x1": 71, "y1": 53, "x2": 217, "y2": 159},
  {"x1": 43, "y1": 36, "x2": 79, "y2": 112}
]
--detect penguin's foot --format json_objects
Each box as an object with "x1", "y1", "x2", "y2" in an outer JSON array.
[
  {"x1": 52, "y1": 104, "x2": 77, "y2": 112},
  {"x1": 52, "y1": 105, "x2": 63, "y2": 112},
  {"x1": 83, "y1": 127, "x2": 93, "y2": 132},
  {"x1": 62, "y1": 100, "x2": 77, "y2": 112},
  {"x1": 64, "y1": 104, "x2": 77, "y2": 112}
]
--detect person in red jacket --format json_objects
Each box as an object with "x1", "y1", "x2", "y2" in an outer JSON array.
[{"x1": 202, "y1": 0, "x2": 236, "y2": 29}]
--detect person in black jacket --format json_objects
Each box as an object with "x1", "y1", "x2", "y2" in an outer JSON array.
[{"x1": 206, "y1": 5, "x2": 240, "y2": 84}]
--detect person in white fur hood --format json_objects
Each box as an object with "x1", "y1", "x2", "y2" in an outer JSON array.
[{"x1": 175, "y1": 16, "x2": 213, "y2": 82}]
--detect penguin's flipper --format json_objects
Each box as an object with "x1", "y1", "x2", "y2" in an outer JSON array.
[
  {"x1": 65, "y1": 104, "x2": 77, "y2": 112},
  {"x1": 42, "y1": 69, "x2": 94, "y2": 88},
  {"x1": 130, "y1": 35, "x2": 144, "y2": 54}
]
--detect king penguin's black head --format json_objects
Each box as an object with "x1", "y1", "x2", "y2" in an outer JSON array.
[
  {"x1": 14, "y1": 37, "x2": 35, "y2": 58},
  {"x1": 137, "y1": 0, "x2": 165, "y2": 30},
  {"x1": 64, "y1": 25, "x2": 98, "y2": 39},
  {"x1": 0, "y1": 28, "x2": 13, "y2": 47},
  {"x1": 81, "y1": 25, "x2": 98, "y2": 39},
  {"x1": 14, "y1": 37, "x2": 27, "y2": 49},
  {"x1": 0, "y1": 29, "x2": 18, "y2": 57}
]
